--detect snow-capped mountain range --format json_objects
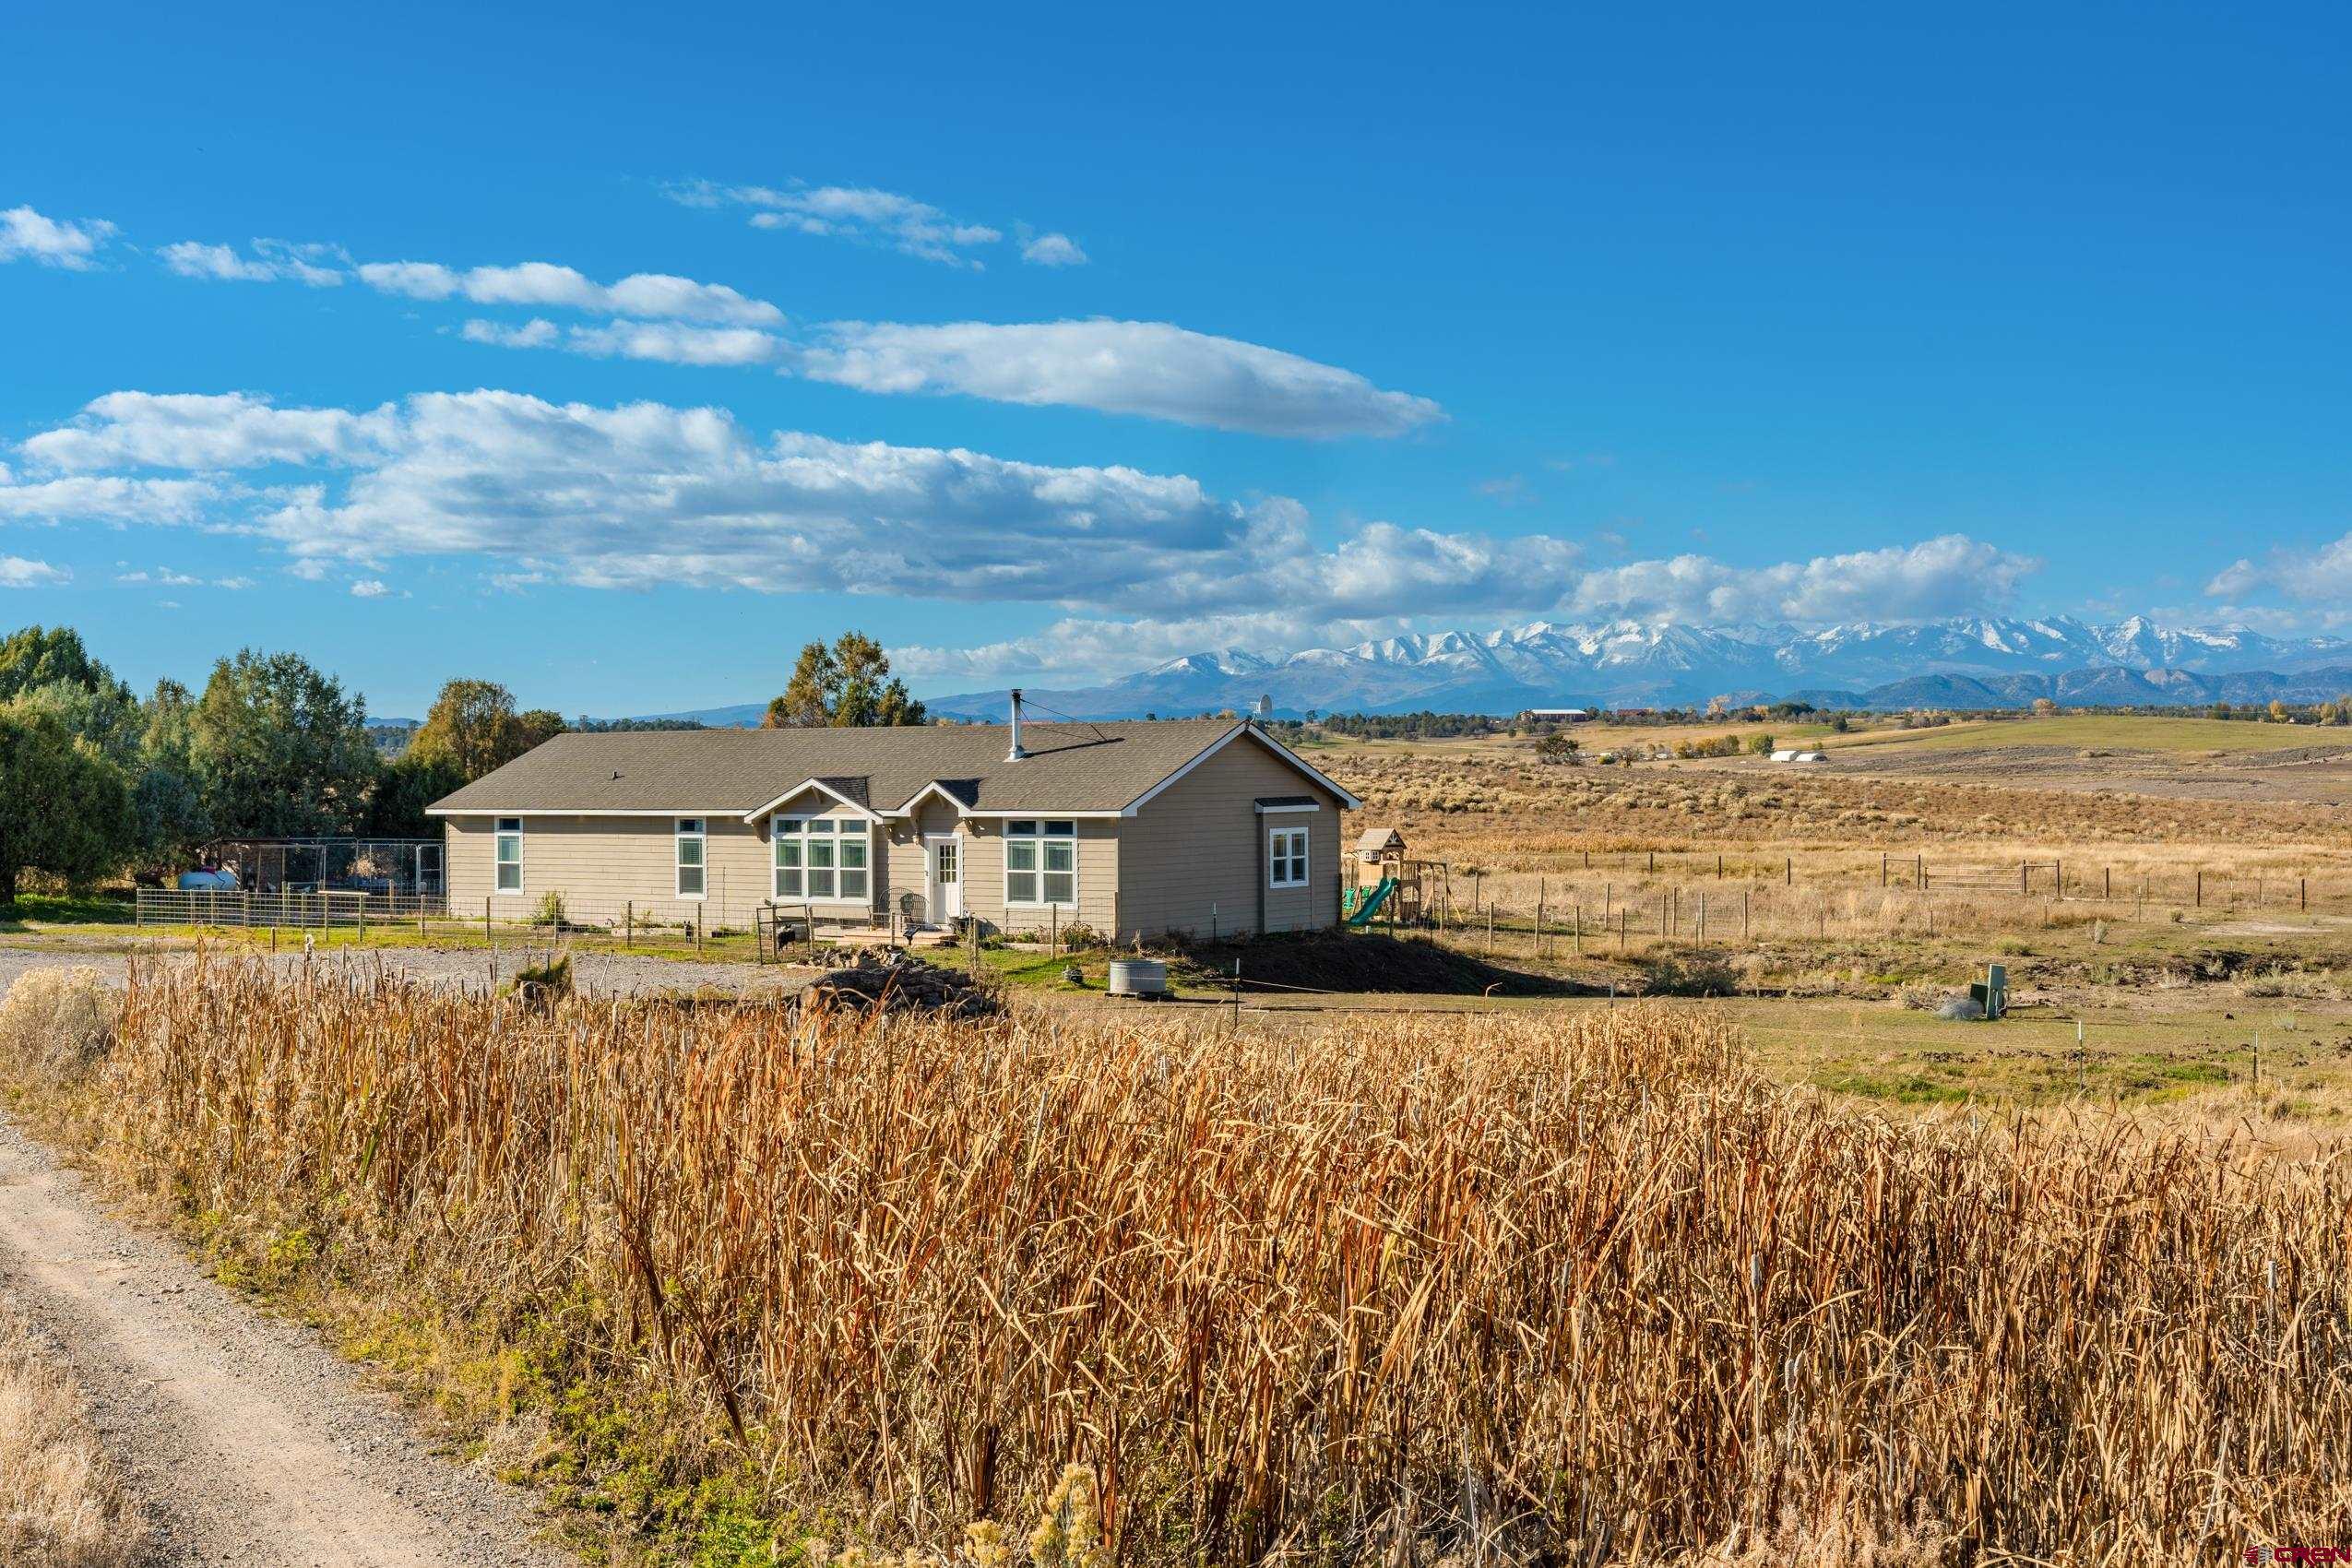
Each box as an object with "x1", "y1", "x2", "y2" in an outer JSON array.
[{"x1": 917, "y1": 616, "x2": 2352, "y2": 719}]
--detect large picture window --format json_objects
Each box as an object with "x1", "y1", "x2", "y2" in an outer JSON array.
[
  {"x1": 774, "y1": 817, "x2": 870, "y2": 901},
  {"x1": 676, "y1": 817, "x2": 707, "y2": 898},
  {"x1": 1005, "y1": 819, "x2": 1076, "y2": 906},
  {"x1": 1269, "y1": 826, "x2": 1309, "y2": 888},
  {"x1": 494, "y1": 817, "x2": 523, "y2": 893}
]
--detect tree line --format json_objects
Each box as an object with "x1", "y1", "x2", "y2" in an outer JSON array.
[{"x1": 0, "y1": 625, "x2": 926, "y2": 908}]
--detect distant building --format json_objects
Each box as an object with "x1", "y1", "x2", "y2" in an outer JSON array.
[{"x1": 1519, "y1": 707, "x2": 1590, "y2": 723}]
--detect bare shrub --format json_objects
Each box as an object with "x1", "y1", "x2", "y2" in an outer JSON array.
[
  {"x1": 1645, "y1": 947, "x2": 1740, "y2": 995},
  {"x1": 0, "y1": 968, "x2": 117, "y2": 1089}
]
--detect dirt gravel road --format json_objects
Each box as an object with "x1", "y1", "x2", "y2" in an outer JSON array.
[
  {"x1": 0, "y1": 1112, "x2": 575, "y2": 1567},
  {"x1": 0, "y1": 940, "x2": 801, "y2": 999}
]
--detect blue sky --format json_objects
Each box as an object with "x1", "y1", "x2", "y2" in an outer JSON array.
[{"x1": 5, "y1": 1, "x2": 2350, "y2": 717}]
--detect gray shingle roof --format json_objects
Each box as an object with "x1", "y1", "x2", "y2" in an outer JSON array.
[{"x1": 428, "y1": 719, "x2": 1327, "y2": 816}]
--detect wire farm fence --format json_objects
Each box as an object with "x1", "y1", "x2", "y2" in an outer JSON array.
[
  {"x1": 135, "y1": 845, "x2": 2344, "y2": 969},
  {"x1": 131, "y1": 887, "x2": 940, "y2": 966},
  {"x1": 1370, "y1": 848, "x2": 2346, "y2": 959}
]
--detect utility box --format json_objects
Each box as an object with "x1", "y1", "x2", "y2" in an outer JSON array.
[{"x1": 1968, "y1": 963, "x2": 2009, "y2": 1021}]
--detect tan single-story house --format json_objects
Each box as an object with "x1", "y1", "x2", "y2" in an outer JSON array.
[{"x1": 426, "y1": 715, "x2": 1360, "y2": 940}]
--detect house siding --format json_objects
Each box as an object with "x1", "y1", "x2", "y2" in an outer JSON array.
[
  {"x1": 1116, "y1": 734, "x2": 1344, "y2": 938},
  {"x1": 445, "y1": 811, "x2": 878, "y2": 928}
]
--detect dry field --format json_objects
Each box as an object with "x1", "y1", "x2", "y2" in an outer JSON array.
[
  {"x1": 1313, "y1": 718, "x2": 2352, "y2": 958},
  {"x1": 4, "y1": 958, "x2": 2350, "y2": 1565}
]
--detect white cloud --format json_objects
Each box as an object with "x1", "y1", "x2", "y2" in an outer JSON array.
[
  {"x1": 9, "y1": 388, "x2": 1561, "y2": 625},
  {"x1": 0, "y1": 556, "x2": 69, "y2": 588},
  {"x1": 23, "y1": 392, "x2": 400, "y2": 471},
  {"x1": 463, "y1": 316, "x2": 788, "y2": 367},
  {"x1": 2204, "y1": 533, "x2": 2352, "y2": 605},
  {"x1": 674, "y1": 180, "x2": 1009, "y2": 267},
  {"x1": 460, "y1": 317, "x2": 562, "y2": 350},
  {"x1": 350, "y1": 578, "x2": 391, "y2": 598},
  {"x1": 1568, "y1": 534, "x2": 2040, "y2": 623},
  {"x1": 358, "y1": 259, "x2": 781, "y2": 325},
  {"x1": 126, "y1": 216, "x2": 1431, "y2": 439},
  {"x1": 161, "y1": 242, "x2": 277, "y2": 282},
  {"x1": 1020, "y1": 232, "x2": 1088, "y2": 267},
  {"x1": 1, "y1": 206, "x2": 115, "y2": 270},
  {"x1": 799, "y1": 319, "x2": 1444, "y2": 438},
  {"x1": 160, "y1": 238, "x2": 347, "y2": 286},
  {"x1": 0, "y1": 473, "x2": 222, "y2": 526},
  {"x1": 896, "y1": 610, "x2": 1407, "y2": 686}
]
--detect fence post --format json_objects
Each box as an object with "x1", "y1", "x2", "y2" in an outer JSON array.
[
  {"x1": 625, "y1": 900, "x2": 634, "y2": 949},
  {"x1": 1785, "y1": 855, "x2": 1791, "y2": 886},
  {"x1": 1574, "y1": 903, "x2": 1582, "y2": 956},
  {"x1": 1881, "y1": 853, "x2": 1888, "y2": 888},
  {"x1": 2196, "y1": 872, "x2": 2203, "y2": 908},
  {"x1": 1536, "y1": 880, "x2": 1545, "y2": 957},
  {"x1": 1743, "y1": 887, "x2": 1751, "y2": 939},
  {"x1": 484, "y1": 896, "x2": 493, "y2": 949},
  {"x1": 2301, "y1": 877, "x2": 2308, "y2": 911},
  {"x1": 695, "y1": 912, "x2": 703, "y2": 957},
  {"x1": 2105, "y1": 865, "x2": 2111, "y2": 900},
  {"x1": 2056, "y1": 859, "x2": 2064, "y2": 900}
]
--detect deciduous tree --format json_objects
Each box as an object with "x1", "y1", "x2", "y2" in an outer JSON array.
[
  {"x1": 409, "y1": 679, "x2": 563, "y2": 781},
  {"x1": 763, "y1": 634, "x2": 927, "y2": 727}
]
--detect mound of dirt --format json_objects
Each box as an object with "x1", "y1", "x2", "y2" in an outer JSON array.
[
  {"x1": 1170, "y1": 932, "x2": 1570, "y2": 997},
  {"x1": 798, "y1": 954, "x2": 1004, "y2": 1019}
]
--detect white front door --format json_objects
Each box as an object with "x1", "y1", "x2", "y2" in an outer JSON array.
[{"x1": 925, "y1": 835, "x2": 964, "y2": 921}]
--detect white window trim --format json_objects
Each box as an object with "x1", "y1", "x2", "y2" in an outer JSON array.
[
  {"x1": 770, "y1": 813, "x2": 874, "y2": 905},
  {"x1": 1269, "y1": 825, "x2": 1310, "y2": 889},
  {"x1": 1002, "y1": 819, "x2": 1080, "y2": 909},
  {"x1": 674, "y1": 817, "x2": 707, "y2": 901},
  {"x1": 493, "y1": 817, "x2": 524, "y2": 896}
]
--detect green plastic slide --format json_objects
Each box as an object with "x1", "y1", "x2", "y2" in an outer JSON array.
[{"x1": 1342, "y1": 876, "x2": 1400, "y2": 927}]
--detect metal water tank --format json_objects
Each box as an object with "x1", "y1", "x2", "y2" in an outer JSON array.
[{"x1": 1107, "y1": 958, "x2": 1168, "y2": 997}]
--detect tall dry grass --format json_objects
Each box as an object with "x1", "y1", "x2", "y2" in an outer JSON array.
[
  {"x1": 0, "y1": 1297, "x2": 147, "y2": 1568},
  {"x1": 26, "y1": 956, "x2": 2352, "y2": 1562}
]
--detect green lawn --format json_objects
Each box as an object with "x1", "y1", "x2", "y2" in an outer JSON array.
[{"x1": 0, "y1": 891, "x2": 137, "y2": 932}]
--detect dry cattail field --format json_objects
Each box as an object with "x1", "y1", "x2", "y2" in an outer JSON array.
[{"x1": 6, "y1": 956, "x2": 2349, "y2": 1566}]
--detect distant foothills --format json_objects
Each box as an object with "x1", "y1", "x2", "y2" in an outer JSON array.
[{"x1": 634, "y1": 615, "x2": 2352, "y2": 726}]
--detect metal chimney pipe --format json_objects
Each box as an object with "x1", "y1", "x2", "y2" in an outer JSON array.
[{"x1": 1007, "y1": 687, "x2": 1028, "y2": 760}]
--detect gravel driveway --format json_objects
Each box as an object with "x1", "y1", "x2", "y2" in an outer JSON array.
[
  {"x1": 0, "y1": 940, "x2": 802, "y2": 998},
  {"x1": 0, "y1": 1111, "x2": 576, "y2": 1566}
]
